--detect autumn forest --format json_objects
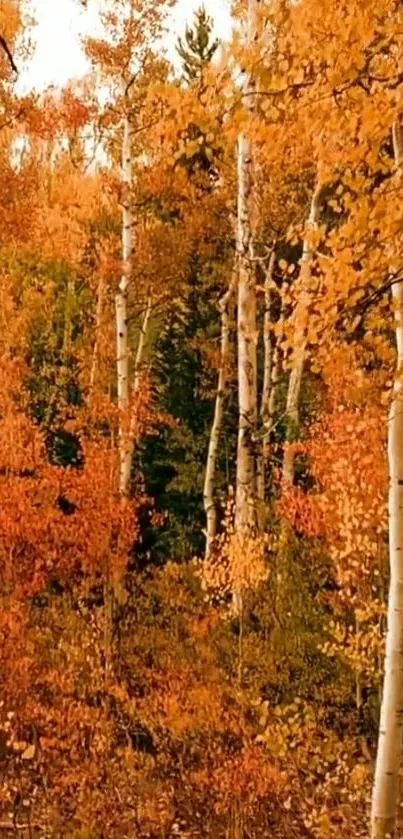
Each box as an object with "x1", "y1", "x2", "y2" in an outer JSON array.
[{"x1": 0, "y1": 0, "x2": 402, "y2": 836}]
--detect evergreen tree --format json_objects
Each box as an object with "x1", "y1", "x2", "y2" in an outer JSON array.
[{"x1": 176, "y1": 5, "x2": 219, "y2": 87}]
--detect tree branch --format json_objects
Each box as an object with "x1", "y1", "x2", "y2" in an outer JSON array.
[{"x1": 0, "y1": 35, "x2": 17, "y2": 75}]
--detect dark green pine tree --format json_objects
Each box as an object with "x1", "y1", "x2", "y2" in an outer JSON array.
[{"x1": 176, "y1": 5, "x2": 219, "y2": 87}]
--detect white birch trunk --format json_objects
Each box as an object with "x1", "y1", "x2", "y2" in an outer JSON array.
[
  {"x1": 133, "y1": 297, "x2": 152, "y2": 398},
  {"x1": 261, "y1": 249, "x2": 276, "y2": 426},
  {"x1": 257, "y1": 248, "x2": 277, "y2": 508},
  {"x1": 268, "y1": 325, "x2": 282, "y2": 429},
  {"x1": 277, "y1": 180, "x2": 323, "y2": 613},
  {"x1": 282, "y1": 179, "x2": 323, "y2": 486},
  {"x1": 204, "y1": 277, "x2": 236, "y2": 560},
  {"x1": 129, "y1": 296, "x2": 152, "y2": 445},
  {"x1": 235, "y1": 0, "x2": 261, "y2": 535},
  {"x1": 370, "y1": 119, "x2": 403, "y2": 839},
  {"x1": 116, "y1": 112, "x2": 133, "y2": 498}
]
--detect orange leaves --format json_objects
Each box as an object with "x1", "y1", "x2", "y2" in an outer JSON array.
[
  {"x1": 201, "y1": 500, "x2": 270, "y2": 602},
  {"x1": 309, "y1": 405, "x2": 387, "y2": 556},
  {"x1": 84, "y1": 0, "x2": 175, "y2": 87},
  {"x1": 201, "y1": 745, "x2": 280, "y2": 815},
  {"x1": 0, "y1": 0, "x2": 400, "y2": 833},
  {"x1": 0, "y1": 358, "x2": 139, "y2": 597},
  {"x1": 277, "y1": 485, "x2": 326, "y2": 538}
]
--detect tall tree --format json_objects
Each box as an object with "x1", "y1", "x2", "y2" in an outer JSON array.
[
  {"x1": 85, "y1": 0, "x2": 175, "y2": 679},
  {"x1": 203, "y1": 274, "x2": 235, "y2": 559},
  {"x1": 282, "y1": 175, "x2": 324, "y2": 487},
  {"x1": 370, "y1": 119, "x2": 403, "y2": 839},
  {"x1": 116, "y1": 93, "x2": 133, "y2": 497},
  {"x1": 176, "y1": 5, "x2": 219, "y2": 87},
  {"x1": 86, "y1": 0, "x2": 173, "y2": 498},
  {"x1": 235, "y1": 0, "x2": 260, "y2": 540},
  {"x1": 257, "y1": 246, "x2": 278, "y2": 509}
]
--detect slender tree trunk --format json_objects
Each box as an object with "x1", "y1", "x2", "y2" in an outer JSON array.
[
  {"x1": 282, "y1": 178, "x2": 323, "y2": 486},
  {"x1": 235, "y1": 0, "x2": 260, "y2": 536},
  {"x1": 261, "y1": 249, "x2": 276, "y2": 427},
  {"x1": 133, "y1": 296, "x2": 152, "y2": 397},
  {"x1": 370, "y1": 119, "x2": 403, "y2": 839},
  {"x1": 129, "y1": 295, "x2": 152, "y2": 445},
  {"x1": 268, "y1": 333, "x2": 281, "y2": 423},
  {"x1": 257, "y1": 248, "x2": 277, "y2": 509},
  {"x1": 204, "y1": 276, "x2": 236, "y2": 560},
  {"x1": 276, "y1": 179, "x2": 323, "y2": 615},
  {"x1": 106, "y1": 110, "x2": 133, "y2": 681},
  {"x1": 116, "y1": 111, "x2": 133, "y2": 498}
]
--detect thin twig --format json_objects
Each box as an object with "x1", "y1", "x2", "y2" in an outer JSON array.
[{"x1": 0, "y1": 35, "x2": 17, "y2": 74}]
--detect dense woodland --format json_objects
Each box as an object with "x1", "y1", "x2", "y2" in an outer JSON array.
[{"x1": 0, "y1": 0, "x2": 402, "y2": 836}]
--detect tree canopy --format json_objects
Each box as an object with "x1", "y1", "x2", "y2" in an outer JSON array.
[{"x1": 0, "y1": 0, "x2": 402, "y2": 837}]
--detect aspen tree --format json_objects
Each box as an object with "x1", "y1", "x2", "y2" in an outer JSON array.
[
  {"x1": 235, "y1": 0, "x2": 261, "y2": 536},
  {"x1": 276, "y1": 178, "x2": 323, "y2": 613},
  {"x1": 204, "y1": 276, "x2": 236, "y2": 560},
  {"x1": 282, "y1": 178, "x2": 323, "y2": 486},
  {"x1": 116, "y1": 105, "x2": 133, "y2": 498},
  {"x1": 370, "y1": 119, "x2": 403, "y2": 839},
  {"x1": 133, "y1": 296, "x2": 152, "y2": 398},
  {"x1": 257, "y1": 247, "x2": 277, "y2": 509},
  {"x1": 260, "y1": 249, "x2": 277, "y2": 434},
  {"x1": 110, "y1": 103, "x2": 133, "y2": 680},
  {"x1": 86, "y1": 0, "x2": 174, "y2": 497},
  {"x1": 128, "y1": 294, "x2": 152, "y2": 446},
  {"x1": 85, "y1": 0, "x2": 173, "y2": 683}
]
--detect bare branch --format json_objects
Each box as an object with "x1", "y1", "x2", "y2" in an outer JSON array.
[{"x1": 0, "y1": 35, "x2": 17, "y2": 75}]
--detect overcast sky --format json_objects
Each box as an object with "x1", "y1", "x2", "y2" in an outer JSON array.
[{"x1": 19, "y1": 0, "x2": 232, "y2": 93}]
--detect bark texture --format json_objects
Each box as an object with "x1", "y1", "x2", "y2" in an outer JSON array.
[
  {"x1": 235, "y1": 0, "x2": 261, "y2": 535},
  {"x1": 116, "y1": 111, "x2": 133, "y2": 498},
  {"x1": 282, "y1": 178, "x2": 323, "y2": 486},
  {"x1": 129, "y1": 295, "x2": 152, "y2": 446},
  {"x1": 257, "y1": 248, "x2": 277, "y2": 509},
  {"x1": 276, "y1": 179, "x2": 323, "y2": 616},
  {"x1": 370, "y1": 119, "x2": 403, "y2": 839},
  {"x1": 133, "y1": 296, "x2": 152, "y2": 397},
  {"x1": 204, "y1": 277, "x2": 235, "y2": 560},
  {"x1": 261, "y1": 249, "x2": 277, "y2": 429}
]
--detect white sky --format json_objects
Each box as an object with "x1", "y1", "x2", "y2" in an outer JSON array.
[{"x1": 19, "y1": 0, "x2": 232, "y2": 93}]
